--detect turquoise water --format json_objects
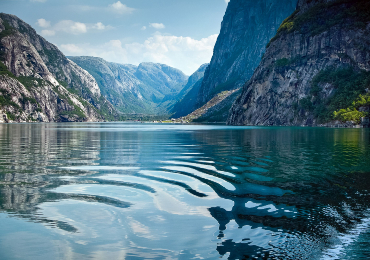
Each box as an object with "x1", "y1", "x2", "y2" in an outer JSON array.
[{"x1": 0, "y1": 123, "x2": 369, "y2": 259}]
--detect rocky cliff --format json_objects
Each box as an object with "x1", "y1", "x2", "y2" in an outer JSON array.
[
  {"x1": 0, "y1": 13, "x2": 118, "y2": 123},
  {"x1": 196, "y1": 0, "x2": 297, "y2": 108},
  {"x1": 69, "y1": 56, "x2": 188, "y2": 114},
  {"x1": 228, "y1": 0, "x2": 370, "y2": 126}
]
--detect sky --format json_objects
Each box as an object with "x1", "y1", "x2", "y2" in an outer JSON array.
[{"x1": 0, "y1": 0, "x2": 230, "y2": 75}]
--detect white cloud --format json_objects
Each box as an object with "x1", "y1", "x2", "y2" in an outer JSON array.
[
  {"x1": 39, "y1": 20, "x2": 111, "y2": 37},
  {"x1": 54, "y1": 20, "x2": 87, "y2": 35},
  {"x1": 41, "y1": 29, "x2": 55, "y2": 36},
  {"x1": 60, "y1": 34, "x2": 218, "y2": 75},
  {"x1": 141, "y1": 26, "x2": 147, "y2": 31},
  {"x1": 225, "y1": 0, "x2": 230, "y2": 3},
  {"x1": 60, "y1": 44, "x2": 84, "y2": 54},
  {"x1": 109, "y1": 1, "x2": 135, "y2": 15},
  {"x1": 37, "y1": 18, "x2": 50, "y2": 28},
  {"x1": 93, "y1": 22, "x2": 106, "y2": 30},
  {"x1": 149, "y1": 23, "x2": 165, "y2": 30},
  {"x1": 70, "y1": 3, "x2": 134, "y2": 14}
]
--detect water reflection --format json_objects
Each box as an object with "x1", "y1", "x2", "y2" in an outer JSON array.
[{"x1": 0, "y1": 123, "x2": 369, "y2": 259}]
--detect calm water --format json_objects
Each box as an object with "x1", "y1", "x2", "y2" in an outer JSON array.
[{"x1": 0, "y1": 123, "x2": 369, "y2": 260}]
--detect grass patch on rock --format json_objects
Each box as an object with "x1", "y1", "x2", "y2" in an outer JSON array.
[{"x1": 267, "y1": 0, "x2": 370, "y2": 47}]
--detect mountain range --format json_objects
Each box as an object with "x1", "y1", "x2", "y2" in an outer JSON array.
[
  {"x1": 0, "y1": 12, "x2": 205, "y2": 122},
  {"x1": 1, "y1": 0, "x2": 369, "y2": 126},
  {"x1": 69, "y1": 56, "x2": 191, "y2": 115}
]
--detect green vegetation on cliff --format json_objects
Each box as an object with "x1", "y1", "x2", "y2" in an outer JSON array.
[
  {"x1": 274, "y1": 56, "x2": 309, "y2": 68},
  {"x1": 0, "y1": 61, "x2": 14, "y2": 78},
  {"x1": 0, "y1": 89, "x2": 20, "y2": 110},
  {"x1": 17, "y1": 76, "x2": 43, "y2": 90},
  {"x1": 297, "y1": 67, "x2": 370, "y2": 123},
  {"x1": 0, "y1": 20, "x2": 14, "y2": 39},
  {"x1": 334, "y1": 94, "x2": 370, "y2": 123},
  {"x1": 268, "y1": 0, "x2": 370, "y2": 47}
]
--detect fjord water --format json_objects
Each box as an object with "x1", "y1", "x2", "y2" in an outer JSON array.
[{"x1": 0, "y1": 123, "x2": 369, "y2": 260}]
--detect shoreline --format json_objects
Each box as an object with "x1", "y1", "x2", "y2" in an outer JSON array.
[{"x1": 0, "y1": 120, "x2": 369, "y2": 129}]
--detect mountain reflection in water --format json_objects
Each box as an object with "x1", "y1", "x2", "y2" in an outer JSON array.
[{"x1": 0, "y1": 123, "x2": 369, "y2": 259}]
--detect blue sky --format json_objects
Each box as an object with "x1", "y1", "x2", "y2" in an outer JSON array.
[{"x1": 1, "y1": 0, "x2": 230, "y2": 74}]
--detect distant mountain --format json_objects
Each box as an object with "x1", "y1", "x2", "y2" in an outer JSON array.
[
  {"x1": 135, "y1": 62, "x2": 188, "y2": 97},
  {"x1": 0, "y1": 13, "x2": 119, "y2": 123},
  {"x1": 195, "y1": 0, "x2": 298, "y2": 110},
  {"x1": 69, "y1": 56, "x2": 188, "y2": 114},
  {"x1": 170, "y1": 63, "x2": 208, "y2": 118},
  {"x1": 228, "y1": 0, "x2": 370, "y2": 126}
]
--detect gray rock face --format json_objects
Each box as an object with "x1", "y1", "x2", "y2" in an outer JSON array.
[
  {"x1": 0, "y1": 13, "x2": 118, "y2": 123},
  {"x1": 228, "y1": 0, "x2": 370, "y2": 126},
  {"x1": 1, "y1": 14, "x2": 101, "y2": 97},
  {"x1": 69, "y1": 56, "x2": 188, "y2": 114},
  {"x1": 196, "y1": 0, "x2": 297, "y2": 107},
  {"x1": 0, "y1": 74, "x2": 91, "y2": 123}
]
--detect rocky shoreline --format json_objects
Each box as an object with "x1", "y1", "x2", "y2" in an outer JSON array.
[
  {"x1": 318, "y1": 118, "x2": 370, "y2": 128},
  {"x1": 1, "y1": 118, "x2": 369, "y2": 128}
]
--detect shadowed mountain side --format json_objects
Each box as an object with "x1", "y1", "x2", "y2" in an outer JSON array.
[
  {"x1": 196, "y1": 0, "x2": 297, "y2": 108},
  {"x1": 171, "y1": 63, "x2": 208, "y2": 118}
]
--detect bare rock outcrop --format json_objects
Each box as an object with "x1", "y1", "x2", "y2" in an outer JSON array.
[
  {"x1": 0, "y1": 13, "x2": 118, "y2": 122},
  {"x1": 228, "y1": 0, "x2": 370, "y2": 126}
]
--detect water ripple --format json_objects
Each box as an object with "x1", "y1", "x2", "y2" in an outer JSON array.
[{"x1": 0, "y1": 123, "x2": 369, "y2": 259}]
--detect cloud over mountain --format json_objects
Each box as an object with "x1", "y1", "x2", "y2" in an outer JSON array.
[{"x1": 60, "y1": 33, "x2": 217, "y2": 75}]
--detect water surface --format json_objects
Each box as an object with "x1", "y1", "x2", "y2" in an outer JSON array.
[{"x1": 0, "y1": 123, "x2": 369, "y2": 259}]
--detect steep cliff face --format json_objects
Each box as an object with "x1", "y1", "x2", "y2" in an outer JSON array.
[
  {"x1": 228, "y1": 0, "x2": 370, "y2": 126},
  {"x1": 69, "y1": 56, "x2": 188, "y2": 114},
  {"x1": 196, "y1": 0, "x2": 297, "y2": 107},
  {"x1": 0, "y1": 13, "x2": 118, "y2": 123},
  {"x1": 170, "y1": 63, "x2": 208, "y2": 118}
]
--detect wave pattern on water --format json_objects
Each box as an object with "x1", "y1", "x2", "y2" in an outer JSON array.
[{"x1": 0, "y1": 123, "x2": 369, "y2": 259}]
